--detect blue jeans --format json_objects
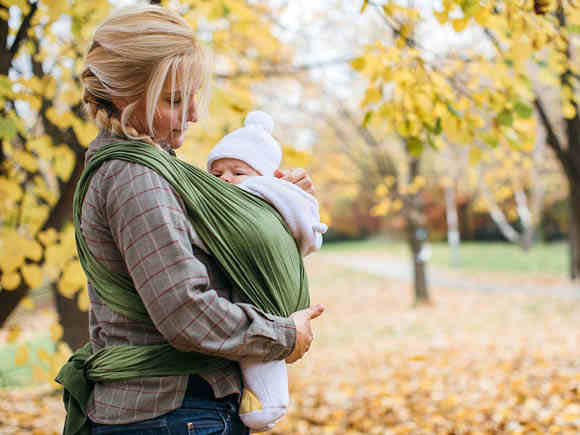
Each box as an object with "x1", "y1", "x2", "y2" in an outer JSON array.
[{"x1": 91, "y1": 395, "x2": 249, "y2": 435}]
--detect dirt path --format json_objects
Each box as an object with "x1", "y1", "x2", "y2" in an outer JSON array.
[{"x1": 324, "y1": 251, "x2": 580, "y2": 299}]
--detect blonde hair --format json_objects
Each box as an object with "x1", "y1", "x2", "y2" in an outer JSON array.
[{"x1": 81, "y1": 5, "x2": 212, "y2": 148}]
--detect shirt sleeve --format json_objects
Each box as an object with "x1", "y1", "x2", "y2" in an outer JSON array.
[{"x1": 102, "y1": 161, "x2": 296, "y2": 362}]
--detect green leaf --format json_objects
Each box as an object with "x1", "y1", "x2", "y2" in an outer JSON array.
[
  {"x1": 496, "y1": 109, "x2": 513, "y2": 127},
  {"x1": 483, "y1": 134, "x2": 499, "y2": 148},
  {"x1": 0, "y1": 75, "x2": 12, "y2": 93},
  {"x1": 514, "y1": 101, "x2": 533, "y2": 118},
  {"x1": 461, "y1": 0, "x2": 479, "y2": 15},
  {"x1": 406, "y1": 137, "x2": 423, "y2": 157},
  {"x1": 423, "y1": 117, "x2": 441, "y2": 135},
  {"x1": 446, "y1": 103, "x2": 461, "y2": 117},
  {"x1": 71, "y1": 18, "x2": 82, "y2": 39},
  {"x1": 426, "y1": 132, "x2": 436, "y2": 149},
  {"x1": 363, "y1": 111, "x2": 373, "y2": 128},
  {"x1": 0, "y1": 116, "x2": 18, "y2": 140},
  {"x1": 433, "y1": 117, "x2": 442, "y2": 135},
  {"x1": 504, "y1": 58, "x2": 514, "y2": 68}
]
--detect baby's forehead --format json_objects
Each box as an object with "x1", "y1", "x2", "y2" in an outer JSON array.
[{"x1": 211, "y1": 158, "x2": 255, "y2": 171}]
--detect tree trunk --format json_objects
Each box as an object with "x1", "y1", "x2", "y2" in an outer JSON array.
[
  {"x1": 554, "y1": 4, "x2": 580, "y2": 279},
  {"x1": 564, "y1": 104, "x2": 580, "y2": 279},
  {"x1": 568, "y1": 181, "x2": 580, "y2": 279},
  {"x1": 46, "y1": 136, "x2": 89, "y2": 349},
  {"x1": 534, "y1": 95, "x2": 579, "y2": 279},
  {"x1": 444, "y1": 184, "x2": 461, "y2": 266},
  {"x1": 480, "y1": 183, "x2": 521, "y2": 244},
  {"x1": 514, "y1": 189, "x2": 533, "y2": 251},
  {"x1": 521, "y1": 227, "x2": 534, "y2": 252},
  {"x1": 407, "y1": 158, "x2": 430, "y2": 305},
  {"x1": 52, "y1": 282, "x2": 88, "y2": 351},
  {"x1": 0, "y1": 283, "x2": 29, "y2": 327},
  {"x1": 407, "y1": 218, "x2": 430, "y2": 305}
]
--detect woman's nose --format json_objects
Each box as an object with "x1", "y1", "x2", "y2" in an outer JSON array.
[{"x1": 187, "y1": 100, "x2": 197, "y2": 123}]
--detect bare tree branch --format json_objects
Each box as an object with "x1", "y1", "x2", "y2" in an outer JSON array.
[
  {"x1": 534, "y1": 96, "x2": 569, "y2": 168},
  {"x1": 215, "y1": 56, "x2": 354, "y2": 80},
  {"x1": 0, "y1": 6, "x2": 8, "y2": 54},
  {"x1": 4, "y1": 1, "x2": 38, "y2": 74}
]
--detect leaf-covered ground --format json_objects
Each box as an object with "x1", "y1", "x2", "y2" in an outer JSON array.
[{"x1": 1, "y1": 252, "x2": 579, "y2": 434}]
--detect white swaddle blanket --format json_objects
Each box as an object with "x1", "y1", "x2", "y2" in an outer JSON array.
[{"x1": 239, "y1": 176, "x2": 328, "y2": 257}]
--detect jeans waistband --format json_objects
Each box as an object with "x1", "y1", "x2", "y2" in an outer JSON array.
[
  {"x1": 185, "y1": 375, "x2": 215, "y2": 399},
  {"x1": 185, "y1": 375, "x2": 238, "y2": 407}
]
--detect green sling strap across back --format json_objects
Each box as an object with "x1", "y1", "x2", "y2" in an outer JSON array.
[{"x1": 54, "y1": 140, "x2": 310, "y2": 435}]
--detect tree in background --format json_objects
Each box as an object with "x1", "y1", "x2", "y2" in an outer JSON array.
[
  {"x1": 471, "y1": 137, "x2": 567, "y2": 250},
  {"x1": 315, "y1": 89, "x2": 434, "y2": 304},
  {"x1": 0, "y1": 0, "x2": 109, "y2": 357},
  {"x1": 353, "y1": 0, "x2": 580, "y2": 278}
]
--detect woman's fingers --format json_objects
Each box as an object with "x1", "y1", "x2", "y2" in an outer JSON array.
[
  {"x1": 309, "y1": 304, "x2": 324, "y2": 319},
  {"x1": 285, "y1": 305, "x2": 324, "y2": 364},
  {"x1": 274, "y1": 168, "x2": 316, "y2": 195}
]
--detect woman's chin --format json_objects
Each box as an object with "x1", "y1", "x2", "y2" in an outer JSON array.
[{"x1": 169, "y1": 134, "x2": 185, "y2": 149}]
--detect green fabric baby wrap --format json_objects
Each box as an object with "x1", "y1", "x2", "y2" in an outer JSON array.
[{"x1": 55, "y1": 140, "x2": 310, "y2": 435}]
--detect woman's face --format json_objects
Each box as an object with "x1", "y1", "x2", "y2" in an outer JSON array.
[{"x1": 133, "y1": 78, "x2": 197, "y2": 149}]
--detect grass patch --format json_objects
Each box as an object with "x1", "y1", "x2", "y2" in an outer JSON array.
[
  {"x1": 323, "y1": 238, "x2": 568, "y2": 277},
  {"x1": 0, "y1": 336, "x2": 56, "y2": 388}
]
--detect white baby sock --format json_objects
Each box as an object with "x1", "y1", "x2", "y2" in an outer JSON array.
[{"x1": 238, "y1": 358, "x2": 289, "y2": 432}]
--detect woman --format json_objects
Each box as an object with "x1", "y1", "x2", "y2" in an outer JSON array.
[{"x1": 73, "y1": 5, "x2": 323, "y2": 434}]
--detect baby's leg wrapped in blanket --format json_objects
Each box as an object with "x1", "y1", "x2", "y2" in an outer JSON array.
[{"x1": 239, "y1": 358, "x2": 289, "y2": 432}]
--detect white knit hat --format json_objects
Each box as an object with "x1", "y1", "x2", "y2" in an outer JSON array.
[{"x1": 207, "y1": 111, "x2": 282, "y2": 177}]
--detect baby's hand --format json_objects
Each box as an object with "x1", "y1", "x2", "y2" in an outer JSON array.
[{"x1": 274, "y1": 168, "x2": 315, "y2": 196}]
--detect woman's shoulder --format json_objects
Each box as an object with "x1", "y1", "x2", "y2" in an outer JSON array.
[{"x1": 86, "y1": 132, "x2": 176, "y2": 194}]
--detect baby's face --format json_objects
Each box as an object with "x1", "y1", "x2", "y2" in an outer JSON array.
[{"x1": 210, "y1": 158, "x2": 260, "y2": 185}]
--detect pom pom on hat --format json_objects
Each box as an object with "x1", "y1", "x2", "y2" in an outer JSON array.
[
  {"x1": 207, "y1": 110, "x2": 282, "y2": 177},
  {"x1": 244, "y1": 111, "x2": 274, "y2": 134}
]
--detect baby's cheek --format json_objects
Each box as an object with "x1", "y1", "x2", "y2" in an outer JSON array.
[{"x1": 236, "y1": 175, "x2": 252, "y2": 184}]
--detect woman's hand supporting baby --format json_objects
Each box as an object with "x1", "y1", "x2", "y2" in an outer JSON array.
[
  {"x1": 274, "y1": 168, "x2": 315, "y2": 196},
  {"x1": 285, "y1": 304, "x2": 325, "y2": 363}
]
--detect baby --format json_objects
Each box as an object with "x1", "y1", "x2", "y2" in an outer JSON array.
[{"x1": 207, "y1": 111, "x2": 327, "y2": 432}]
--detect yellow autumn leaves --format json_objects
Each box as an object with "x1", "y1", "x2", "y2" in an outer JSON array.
[
  {"x1": 0, "y1": 226, "x2": 88, "y2": 311},
  {"x1": 371, "y1": 176, "x2": 426, "y2": 218},
  {"x1": 348, "y1": 0, "x2": 577, "y2": 225},
  {"x1": 0, "y1": 231, "x2": 42, "y2": 290}
]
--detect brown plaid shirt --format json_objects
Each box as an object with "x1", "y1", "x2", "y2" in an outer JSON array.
[{"x1": 82, "y1": 132, "x2": 296, "y2": 424}]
